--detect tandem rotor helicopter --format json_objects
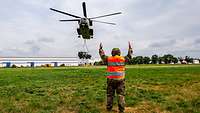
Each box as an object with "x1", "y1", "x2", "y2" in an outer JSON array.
[
  {"x1": 50, "y1": 2, "x2": 121, "y2": 39},
  {"x1": 50, "y1": 2, "x2": 121, "y2": 59}
]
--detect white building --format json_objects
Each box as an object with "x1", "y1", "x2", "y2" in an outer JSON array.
[
  {"x1": 0, "y1": 57, "x2": 79, "y2": 67},
  {"x1": 193, "y1": 59, "x2": 200, "y2": 64}
]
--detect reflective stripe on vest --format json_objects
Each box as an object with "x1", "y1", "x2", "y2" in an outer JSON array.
[
  {"x1": 107, "y1": 72, "x2": 125, "y2": 76},
  {"x1": 107, "y1": 75, "x2": 125, "y2": 79},
  {"x1": 107, "y1": 56, "x2": 125, "y2": 79},
  {"x1": 108, "y1": 62, "x2": 125, "y2": 66}
]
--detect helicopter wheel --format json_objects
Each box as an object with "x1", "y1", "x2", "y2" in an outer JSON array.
[
  {"x1": 78, "y1": 35, "x2": 81, "y2": 38},
  {"x1": 89, "y1": 29, "x2": 93, "y2": 35}
]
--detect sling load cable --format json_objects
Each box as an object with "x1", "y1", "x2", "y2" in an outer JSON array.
[
  {"x1": 79, "y1": 39, "x2": 90, "y2": 64},
  {"x1": 83, "y1": 39, "x2": 89, "y2": 53}
]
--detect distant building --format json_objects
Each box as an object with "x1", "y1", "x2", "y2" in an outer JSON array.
[
  {"x1": 193, "y1": 59, "x2": 200, "y2": 64},
  {"x1": 0, "y1": 57, "x2": 79, "y2": 67}
]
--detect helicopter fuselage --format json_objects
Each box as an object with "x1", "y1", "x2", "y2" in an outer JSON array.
[
  {"x1": 77, "y1": 18, "x2": 93, "y2": 39},
  {"x1": 80, "y1": 18, "x2": 89, "y2": 25}
]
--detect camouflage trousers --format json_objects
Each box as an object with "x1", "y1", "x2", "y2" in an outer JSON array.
[{"x1": 107, "y1": 78, "x2": 125, "y2": 112}]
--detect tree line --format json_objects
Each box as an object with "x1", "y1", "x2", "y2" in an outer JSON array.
[
  {"x1": 95, "y1": 54, "x2": 199, "y2": 65},
  {"x1": 129, "y1": 54, "x2": 198, "y2": 64}
]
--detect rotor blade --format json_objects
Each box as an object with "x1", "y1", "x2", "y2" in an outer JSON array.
[
  {"x1": 92, "y1": 20, "x2": 116, "y2": 25},
  {"x1": 59, "y1": 19, "x2": 80, "y2": 22},
  {"x1": 82, "y1": 2, "x2": 87, "y2": 17},
  {"x1": 90, "y1": 12, "x2": 122, "y2": 19},
  {"x1": 50, "y1": 8, "x2": 81, "y2": 18}
]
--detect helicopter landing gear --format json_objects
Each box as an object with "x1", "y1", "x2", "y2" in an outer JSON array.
[{"x1": 78, "y1": 35, "x2": 81, "y2": 38}]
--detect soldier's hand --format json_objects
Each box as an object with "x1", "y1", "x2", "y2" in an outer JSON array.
[
  {"x1": 128, "y1": 41, "x2": 132, "y2": 49},
  {"x1": 100, "y1": 43, "x2": 103, "y2": 49},
  {"x1": 128, "y1": 41, "x2": 133, "y2": 54}
]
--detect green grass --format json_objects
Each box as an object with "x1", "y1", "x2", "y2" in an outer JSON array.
[{"x1": 0, "y1": 65, "x2": 200, "y2": 113}]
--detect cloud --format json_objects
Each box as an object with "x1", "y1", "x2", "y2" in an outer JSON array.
[
  {"x1": 24, "y1": 40, "x2": 35, "y2": 45},
  {"x1": 29, "y1": 45, "x2": 41, "y2": 54},
  {"x1": 37, "y1": 37, "x2": 55, "y2": 43},
  {"x1": 23, "y1": 37, "x2": 55, "y2": 56},
  {"x1": 194, "y1": 38, "x2": 200, "y2": 44},
  {"x1": 149, "y1": 39, "x2": 177, "y2": 48},
  {"x1": 0, "y1": 48, "x2": 28, "y2": 57}
]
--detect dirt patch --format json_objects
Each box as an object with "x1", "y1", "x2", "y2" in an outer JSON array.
[
  {"x1": 98, "y1": 101, "x2": 170, "y2": 113},
  {"x1": 56, "y1": 106, "x2": 77, "y2": 113},
  {"x1": 130, "y1": 84, "x2": 169, "y2": 92},
  {"x1": 179, "y1": 82, "x2": 200, "y2": 99},
  {"x1": 167, "y1": 82, "x2": 200, "y2": 101},
  {"x1": 125, "y1": 101, "x2": 170, "y2": 113}
]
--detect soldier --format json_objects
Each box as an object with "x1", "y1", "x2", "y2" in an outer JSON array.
[{"x1": 99, "y1": 42, "x2": 133, "y2": 113}]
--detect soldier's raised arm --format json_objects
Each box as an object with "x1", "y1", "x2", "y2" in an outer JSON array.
[
  {"x1": 125, "y1": 41, "x2": 133, "y2": 62},
  {"x1": 99, "y1": 43, "x2": 108, "y2": 64}
]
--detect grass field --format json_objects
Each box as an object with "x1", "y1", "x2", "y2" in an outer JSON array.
[{"x1": 0, "y1": 65, "x2": 200, "y2": 113}]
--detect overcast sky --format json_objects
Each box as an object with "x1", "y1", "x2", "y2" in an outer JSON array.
[{"x1": 0, "y1": 0, "x2": 200, "y2": 58}]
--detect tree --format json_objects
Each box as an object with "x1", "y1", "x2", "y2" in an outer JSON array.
[
  {"x1": 163, "y1": 54, "x2": 174, "y2": 64},
  {"x1": 11, "y1": 64, "x2": 17, "y2": 68},
  {"x1": 130, "y1": 56, "x2": 143, "y2": 64},
  {"x1": 130, "y1": 57, "x2": 137, "y2": 64},
  {"x1": 135, "y1": 56, "x2": 143, "y2": 64},
  {"x1": 158, "y1": 57, "x2": 163, "y2": 64},
  {"x1": 185, "y1": 56, "x2": 193, "y2": 64},
  {"x1": 143, "y1": 56, "x2": 150, "y2": 64},
  {"x1": 178, "y1": 57, "x2": 184, "y2": 64},
  {"x1": 172, "y1": 57, "x2": 178, "y2": 64},
  {"x1": 60, "y1": 64, "x2": 65, "y2": 67},
  {"x1": 151, "y1": 55, "x2": 158, "y2": 64}
]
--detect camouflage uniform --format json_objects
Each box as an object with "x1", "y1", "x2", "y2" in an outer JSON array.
[
  {"x1": 107, "y1": 79, "x2": 125, "y2": 112},
  {"x1": 99, "y1": 44, "x2": 132, "y2": 113}
]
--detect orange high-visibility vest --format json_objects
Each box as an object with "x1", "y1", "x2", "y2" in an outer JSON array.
[{"x1": 107, "y1": 55, "x2": 125, "y2": 79}]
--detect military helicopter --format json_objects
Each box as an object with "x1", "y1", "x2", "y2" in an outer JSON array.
[{"x1": 50, "y1": 2, "x2": 122, "y2": 39}]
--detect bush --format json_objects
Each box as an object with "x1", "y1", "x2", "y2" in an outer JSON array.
[
  {"x1": 94, "y1": 61, "x2": 105, "y2": 66},
  {"x1": 60, "y1": 64, "x2": 65, "y2": 67},
  {"x1": 46, "y1": 64, "x2": 51, "y2": 67},
  {"x1": 41, "y1": 64, "x2": 52, "y2": 67},
  {"x1": 11, "y1": 64, "x2": 18, "y2": 68}
]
